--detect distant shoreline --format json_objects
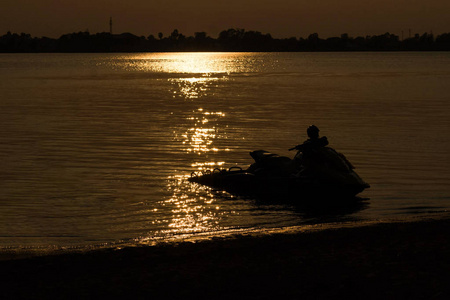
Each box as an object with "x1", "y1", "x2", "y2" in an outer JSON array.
[
  {"x1": 1, "y1": 213, "x2": 449, "y2": 298},
  {"x1": 2, "y1": 29, "x2": 450, "y2": 53}
]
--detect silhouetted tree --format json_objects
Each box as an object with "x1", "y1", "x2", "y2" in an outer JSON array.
[
  {"x1": 195, "y1": 32, "x2": 207, "y2": 40},
  {"x1": 306, "y1": 33, "x2": 320, "y2": 50},
  {"x1": 170, "y1": 29, "x2": 179, "y2": 40}
]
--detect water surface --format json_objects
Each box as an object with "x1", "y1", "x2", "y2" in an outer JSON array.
[{"x1": 1, "y1": 52, "x2": 449, "y2": 250}]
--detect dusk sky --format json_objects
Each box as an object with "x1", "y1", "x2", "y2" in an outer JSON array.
[{"x1": 2, "y1": 0, "x2": 449, "y2": 38}]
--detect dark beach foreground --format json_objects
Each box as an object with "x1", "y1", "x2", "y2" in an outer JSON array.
[{"x1": 2, "y1": 216, "x2": 450, "y2": 299}]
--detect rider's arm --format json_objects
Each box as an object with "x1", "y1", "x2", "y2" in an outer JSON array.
[{"x1": 289, "y1": 144, "x2": 304, "y2": 151}]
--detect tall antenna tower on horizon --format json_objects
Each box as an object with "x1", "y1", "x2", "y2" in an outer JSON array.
[{"x1": 110, "y1": 17, "x2": 113, "y2": 34}]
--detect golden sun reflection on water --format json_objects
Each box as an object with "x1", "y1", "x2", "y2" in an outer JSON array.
[
  {"x1": 170, "y1": 77, "x2": 224, "y2": 99},
  {"x1": 181, "y1": 108, "x2": 228, "y2": 154},
  {"x1": 157, "y1": 175, "x2": 227, "y2": 236},
  {"x1": 124, "y1": 52, "x2": 242, "y2": 74},
  {"x1": 153, "y1": 53, "x2": 239, "y2": 237}
]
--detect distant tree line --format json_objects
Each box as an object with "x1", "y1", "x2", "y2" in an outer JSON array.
[{"x1": 1, "y1": 29, "x2": 450, "y2": 53}]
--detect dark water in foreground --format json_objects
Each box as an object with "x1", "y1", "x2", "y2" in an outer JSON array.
[{"x1": 0, "y1": 52, "x2": 449, "y2": 251}]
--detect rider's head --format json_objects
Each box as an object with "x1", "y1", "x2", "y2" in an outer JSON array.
[{"x1": 307, "y1": 125, "x2": 320, "y2": 139}]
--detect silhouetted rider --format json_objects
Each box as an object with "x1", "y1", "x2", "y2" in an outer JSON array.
[
  {"x1": 289, "y1": 125, "x2": 328, "y2": 153},
  {"x1": 289, "y1": 125, "x2": 329, "y2": 171}
]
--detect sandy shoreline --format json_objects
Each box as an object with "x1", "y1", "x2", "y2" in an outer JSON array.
[{"x1": 2, "y1": 215, "x2": 450, "y2": 299}]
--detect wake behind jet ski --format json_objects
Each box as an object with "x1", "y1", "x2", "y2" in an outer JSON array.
[{"x1": 189, "y1": 126, "x2": 370, "y2": 204}]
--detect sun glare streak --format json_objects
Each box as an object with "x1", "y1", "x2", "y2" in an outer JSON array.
[
  {"x1": 178, "y1": 108, "x2": 228, "y2": 155},
  {"x1": 122, "y1": 52, "x2": 244, "y2": 74},
  {"x1": 170, "y1": 77, "x2": 224, "y2": 99},
  {"x1": 155, "y1": 175, "x2": 227, "y2": 236},
  {"x1": 137, "y1": 53, "x2": 243, "y2": 240}
]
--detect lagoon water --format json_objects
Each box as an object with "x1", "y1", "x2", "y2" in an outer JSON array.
[{"x1": 0, "y1": 52, "x2": 449, "y2": 251}]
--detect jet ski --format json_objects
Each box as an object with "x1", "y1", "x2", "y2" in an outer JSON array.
[{"x1": 188, "y1": 147, "x2": 370, "y2": 204}]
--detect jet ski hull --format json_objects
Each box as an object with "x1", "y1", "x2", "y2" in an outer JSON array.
[
  {"x1": 188, "y1": 148, "x2": 369, "y2": 205},
  {"x1": 188, "y1": 169, "x2": 369, "y2": 204}
]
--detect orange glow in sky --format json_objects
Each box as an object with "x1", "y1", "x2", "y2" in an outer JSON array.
[{"x1": 1, "y1": 0, "x2": 449, "y2": 38}]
